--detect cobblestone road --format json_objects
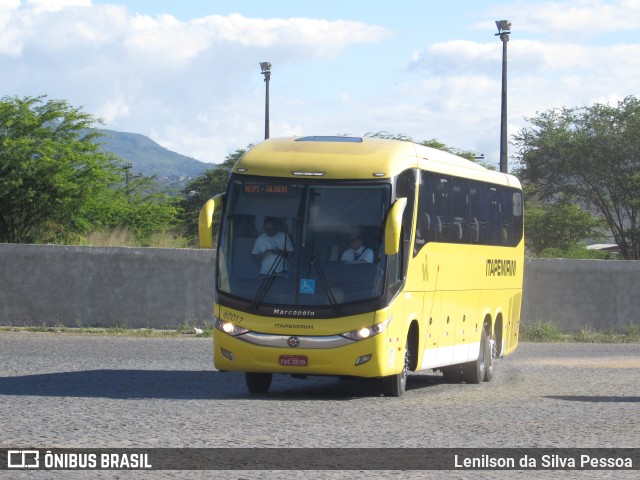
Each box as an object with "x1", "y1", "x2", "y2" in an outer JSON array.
[{"x1": 1, "y1": 333, "x2": 638, "y2": 479}]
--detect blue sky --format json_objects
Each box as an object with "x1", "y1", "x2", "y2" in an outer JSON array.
[{"x1": 2, "y1": 0, "x2": 639, "y2": 168}]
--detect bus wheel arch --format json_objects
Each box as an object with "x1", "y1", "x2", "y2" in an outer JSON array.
[{"x1": 407, "y1": 320, "x2": 420, "y2": 372}]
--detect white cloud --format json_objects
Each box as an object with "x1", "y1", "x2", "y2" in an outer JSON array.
[
  {"x1": 124, "y1": 13, "x2": 211, "y2": 67},
  {"x1": 411, "y1": 37, "x2": 640, "y2": 77},
  {"x1": 96, "y1": 95, "x2": 131, "y2": 124},
  {"x1": 0, "y1": 2, "x2": 392, "y2": 162},
  {"x1": 527, "y1": 0, "x2": 640, "y2": 36},
  {"x1": 0, "y1": 0, "x2": 20, "y2": 8},
  {"x1": 195, "y1": 14, "x2": 392, "y2": 53},
  {"x1": 25, "y1": 0, "x2": 90, "y2": 13},
  {"x1": 1, "y1": 0, "x2": 638, "y2": 171},
  {"x1": 120, "y1": 13, "x2": 391, "y2": 69},
  {"x1": 480, "y1": 0, "x2": 640, "y2": 38},
  {"x1": 1, "y1": 4, "x2": 391, "y2": 73},
  {"x1": 411, "y1": 40, "x2": 499, "y2": 72}
]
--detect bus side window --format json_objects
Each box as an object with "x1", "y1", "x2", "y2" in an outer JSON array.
[
  {"x1": 469, "y1": 181, "x2": 487, "y2": 244},
  {"x1": 499, "y1": 189, "x2": 524, "y2": 247},
  {"x1": 500, "y1": 189, "x2": 513, "y2": 245},
  {"x1": 511, "y1": 190, "x2": 524, "y2": 246},
  {"x1": 415, "y1": 173, "x2": 522, "y2": 250},
  {"x1": 488, "y1": 186, "x2": 501, "y2": 245},
  {"x1": 434, "y1": 175, "x2": 453, "y2": 241},
  {"x1": 452, "y1": 177, "x2": 470, "y2": 243}
]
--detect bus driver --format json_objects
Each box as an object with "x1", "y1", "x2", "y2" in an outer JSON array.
[
  {"x1": 252, "y1": 217, "x2": 294, "y2": 276},
  {"x1": 341, "y1": 233, "x2": 373, "y2": 264}
]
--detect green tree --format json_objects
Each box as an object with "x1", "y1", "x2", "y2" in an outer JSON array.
[
  {"x1": 524, "y1": 200, "x2": 605, "y2": 256},
  {"x1": 0, "y1": 95, "x2": 181, "y2": 245},
  {"x1": 83, "y1": 172, "x2": 181, "y2": 244},
  {"x1": 514, "y1": 96, "x2": 640, "y2": 259},
  {"x1": 0, "y1": 95, "x2": 120, "y2": 243},
  {"x1": 179, "y1": 146, "x2": 251, "y2": 240}
]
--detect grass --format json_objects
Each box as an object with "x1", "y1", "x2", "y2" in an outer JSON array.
[
  {"x1": 83, "y1": 227, "x2": 193, "y2": 248},
  {"x1": 0, "y1": 323, "x2": 213, "y2": 338},
  {"x1": 520, "y1": 320, "x2": 640, "y2": 343}
]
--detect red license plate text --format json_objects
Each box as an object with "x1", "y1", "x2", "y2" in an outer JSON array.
[{"x1": 279, "y1": 355, "x2": 308, "y2": 367}]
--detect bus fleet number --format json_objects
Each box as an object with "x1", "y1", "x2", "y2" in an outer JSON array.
[{"x1": 222, "y1": 311, "x2": 244, "y2": 323}]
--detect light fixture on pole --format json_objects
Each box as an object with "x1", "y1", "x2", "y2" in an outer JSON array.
[
  {"x1": 495, "y1": 20, "x2": 511, "y2": 173},
  {"x1": 260, "y1": 62, "x2": 272, "y2": 140}
]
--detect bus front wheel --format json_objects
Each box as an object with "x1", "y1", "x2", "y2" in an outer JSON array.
[
  {"x1": 245, "y1": 372, "x2": 272, "y2": 394},
  {"x1": 381, "y1": 341, "x2": 409, "y2": 397}
]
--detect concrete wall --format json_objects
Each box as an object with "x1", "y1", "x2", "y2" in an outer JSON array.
[
  {"x1": 1, "y1": 244, "x2": 638, "y2": 331},
  {"x1": 0, "y1": 244, "x2": 215, "y2": 329},
  {"x1": 521, "y1": 258, "x2": 640, "y2": 332}
]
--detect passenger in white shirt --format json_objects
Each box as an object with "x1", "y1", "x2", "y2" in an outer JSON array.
[
  {"x1": 341, "y1": 233, "x2": 374, "y2": 264},
  {"x1": 252, "y1": 217, "x2": 294, "y2": 276}
]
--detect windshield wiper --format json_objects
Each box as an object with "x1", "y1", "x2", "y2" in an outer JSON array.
[
  {"x1": 251, "y1": 254, "x2": 285, "y2": 311},
  {"x1": 310, "y1": 254, "x2": 341, "y2": 316},
  {"x1": 306, "y1": 229, "x2": 341, "y2": 315}
]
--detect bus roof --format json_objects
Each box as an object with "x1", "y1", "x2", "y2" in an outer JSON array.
[{"x1": 234, "y1": 136, "x2": 520, "y2": 188}]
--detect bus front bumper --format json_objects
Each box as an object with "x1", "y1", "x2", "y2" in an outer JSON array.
[{"x1": 213, "y1": 330, "x2": 403, "y2": 378}]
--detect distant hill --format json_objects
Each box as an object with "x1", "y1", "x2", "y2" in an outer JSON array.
[{"x1": 95, "y1": 129, "x2": 211, "y2": 191}]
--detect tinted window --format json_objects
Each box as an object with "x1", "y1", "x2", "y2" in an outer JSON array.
[{"x1": 414, "y1": 171, "x2": 523, "y2": 255}]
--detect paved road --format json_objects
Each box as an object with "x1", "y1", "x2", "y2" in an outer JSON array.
[{"x1": 1, "y1": 332, "x2": 638, "y2": 479}]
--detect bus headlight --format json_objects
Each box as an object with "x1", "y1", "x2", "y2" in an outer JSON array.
[
  {"x1": 214, "y1": 317, "x2": 249, "y2": 336},
  {"x1": 341, "y1": 315, "x2": 393, "y2": 341}
]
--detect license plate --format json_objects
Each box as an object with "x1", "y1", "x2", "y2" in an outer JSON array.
[{"x1": 279, "y1": 355, "x2": 308, "y2": 367}]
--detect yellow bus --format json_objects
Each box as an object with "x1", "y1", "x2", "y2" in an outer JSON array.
[{"x1": 199, "y1": 136, "x2": 524, "y2": 396}]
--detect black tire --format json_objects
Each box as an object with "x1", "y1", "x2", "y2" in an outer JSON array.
[
  {"x1": 381, "y1": 341, "x2": 409, "y2": 397},
  {"x1": 440, "y1": 365, "x2": 463, "y2": 383},
  {"x1": 245, "y1": 372, "x2": 272, "y2": 394},
  {"x1": 484, "y1": 332, "x2": 496, "y2": 382},
  {"x1": 462, "y1": 327, "x2": 489, "y2": 384}
]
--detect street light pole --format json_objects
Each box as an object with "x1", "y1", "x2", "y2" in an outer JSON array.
[
  {"x1": 495, "y1": 20, "x2": 511, "y2": 174},
  {"x1": 260, "y1": 62, "x2": 272, "y2": 140}
]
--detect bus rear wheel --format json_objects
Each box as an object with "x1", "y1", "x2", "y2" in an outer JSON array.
[
  {"x1": 462, "y1": 327, "x2": 490, "y2": 384},
  {"x1": 440, "y1": 365, "x2": 463, "y2": 383},
  {"x1": 484, "y1": 333, "x2": 496, "y2": 382},
  {"x1": 245, "y1": 372, "x2": 272, "y2": 394},
  {"x1": 381, "y1": 341, "x2": 409, "y2": 397}
]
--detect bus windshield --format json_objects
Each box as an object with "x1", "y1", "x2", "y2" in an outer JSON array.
[{"x1": 217, "y1": 177, "x2": 391, "y2": 309}]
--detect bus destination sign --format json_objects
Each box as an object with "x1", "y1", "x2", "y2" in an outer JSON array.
[{"x1": 244, "y1": 183, "x2": 290, "y2": 195}]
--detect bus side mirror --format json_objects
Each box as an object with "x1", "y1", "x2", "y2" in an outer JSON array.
[
  {"x1": 384, "y1": 197, "x2": 407, "y2": 255},
  {"x1": 198, "y1": 193, "x2": 224, "y2": 248}
]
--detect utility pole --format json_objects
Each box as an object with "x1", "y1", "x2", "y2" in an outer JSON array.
[{"x1": 495, "y1": 20, "x2": 511, "y2": 173}]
